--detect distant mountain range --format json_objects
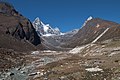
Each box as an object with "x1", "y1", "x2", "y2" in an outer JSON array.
[
  {"x1": 32, "y1": 17, "x2": 79, "y2": 37},
  {"x1": 0, "y1": 1, "x2": 120, "y2": 51},
  {"x1": 33, "y1": 16, "x2": 120, "y2": 50}
]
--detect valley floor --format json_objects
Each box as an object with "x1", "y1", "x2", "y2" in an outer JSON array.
[{"x1": 0, "y1": 40, "x2": 120, "y2": 80}]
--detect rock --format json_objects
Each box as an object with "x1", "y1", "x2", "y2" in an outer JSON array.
[
  {"x1": 31, "y1": 51, "x2": 39, "y2": 55},
  {"x1": 20, "y1": 71, "x2": 26, "y2": 74},
  {"x1": 40, "y1": 72, "x2": 44, "y2": 76},
  {"x1": 44, "y1": 77, "x2": 48, "y2": 80},
  {"x1": 114, "y1": 60, "x2": 119, "y2": 63},
  {"x1": 7, "y1": 72, "x2": 14, "y2": 76},
  {"x1": 28, "y1": 72, "x2": 37, "y2": 76},
  {"x1": 36, "y1": 72, "x2": 40, "y2": 74},
  {"x1": 85, "y1": 67, "x2": 103, "y2": 72},
  {"x1": 0, "y1": 78, "x2": 5, "y2": 80},
  {"x1": 10, "y1": 72, "x2": 14, "y2": 76},
  {"x1": 41, "y1": 70, "x2": 44, "y2": 72},
  {"x1": 60, "y1": 65, "x2": 63, "y2": 67},
  {"x1": 60, "y1": 76, "x2": 65, "y2": 79},
  {"x1": 16, "y1": 67, "x2": 21, "y2": 71},
  {"x1": 6, "y1": 72, "x2": 11, "y2": 76}
]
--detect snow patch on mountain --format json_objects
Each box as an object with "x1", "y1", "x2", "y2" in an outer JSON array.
[
  {"x1": 82, "y1": 16, "x2": 93, "y2": 28},
  {"x1": 87, "y1": 16, "x2": 93, "y2": 21},
  {"x1": 96, "y1": 24, "x2": 100, "y2": 28},
  {"x1": 69, "y1": 44, "x2": 95, "y2": 54},
  {"x1": 69, "y1": 45, "x2": 88, "y2": 54},
  {"x1": 92, "y1": 28, "x2": 109, "y2": 43},
  {"x1": 64, "y1": 29, "x2": 79, "y2": 36}
]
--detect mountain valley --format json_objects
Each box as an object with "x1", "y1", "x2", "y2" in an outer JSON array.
[{"x1": 0, "y1": 1, "x2": 120, "y2": 80}]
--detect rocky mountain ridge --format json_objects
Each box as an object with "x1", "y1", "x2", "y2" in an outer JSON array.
[
  {"x1": 61, "y1": 17, "x2": 120, "y2": 48},
  {"x1": 0, "y1": 2, "x2": 41, "y2": 51}
]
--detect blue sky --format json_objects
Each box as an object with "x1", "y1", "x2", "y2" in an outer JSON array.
[{"x1": 5, "y1": 0, "x2": 120, "y2": 32}]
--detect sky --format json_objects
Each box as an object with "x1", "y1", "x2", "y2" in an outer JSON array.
[{"x1": 3, "y1": 0, "x2": 120, "y2": 32}]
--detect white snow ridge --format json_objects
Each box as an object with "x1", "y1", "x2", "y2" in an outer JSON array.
[
  {"x1": 87, "y1": 16, "x2": 93, "y2": 21},
  {"x1": 82, "y1": 16, "x2": 93, "y2": 28},
  {"x1": 92, "y1": 28, "x2": 109, "y2": 43}
]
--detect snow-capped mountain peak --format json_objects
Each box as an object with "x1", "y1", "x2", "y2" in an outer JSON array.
[
  {"x1": 82, "y1": 16, "x2": 93, "y2": 28},
  {"x1": 34, "y1": 17, "x2": 44, "y2": 26},
  {"x1": 34, "y1": 17, "x2": 40, "y2": 22},
  {"x1": 33, "y1": 17, "x2": 61, "y2": 36},
  {"x1": 87, "y1": 16, "x2": 93, "y2": 21}
]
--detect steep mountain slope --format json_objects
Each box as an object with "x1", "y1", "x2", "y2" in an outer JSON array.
[
  {"x1": 0, "y1": 2, "x2": 41, "y2": 51},
  {"x1": 62, "y1": 17, "x2": 120, "y2": 48},
  {"x1": 33, "y1": 17, "x2": 61, "y2": 36}
]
